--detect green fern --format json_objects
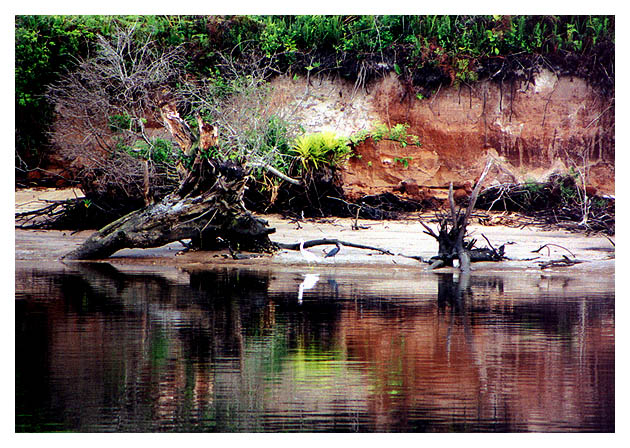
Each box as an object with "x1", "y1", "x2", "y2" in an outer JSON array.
[{"x1": 290, "y1": 131, "x2": 352, "y2": 171}]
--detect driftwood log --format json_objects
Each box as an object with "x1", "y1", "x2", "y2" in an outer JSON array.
[
  {"x1": 63, "y1": 103, "x2": 276, "y2": 260},
  {"x1": 63, "y1": 159, "x2": 275, "y2": 260}
]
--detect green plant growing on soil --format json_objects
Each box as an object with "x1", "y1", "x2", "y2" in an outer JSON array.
[
  {"x1": 394, "y1": 156, "x2": 413, "y2": 168},
  {"x1": 127, "y1": 138, "x2": 177, "y2": 164},
  {"x1": 290, "y1": 131, "x2": 352, "y2": 172},
  {"x1": 350, "y1": 123, "x2": 420, "y2": 148},
  {"x1": 522, "y1": 179, "x2": 546, "y2": 208},
  {"x1": 348, "y1": 129, "x2": 371, "y2": 146}
]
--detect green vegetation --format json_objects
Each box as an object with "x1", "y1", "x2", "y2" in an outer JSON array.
[
  {"x1": 349, "y1": 122, "x2": 420, "y2": 148},
  {"x1": 130, "y1": 138, "x2": 176, "y2": 164},
  {"x1": 290, "y1": 131, "x2": 352, "y2": 172},
  {"x1": 253, "y1": 115, "x2": 296, "y2": 174},
  {"x1": 394, "y1": 156, "x2": 413, "y2": 168}
]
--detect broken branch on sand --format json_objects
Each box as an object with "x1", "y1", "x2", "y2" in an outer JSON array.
[{"x1": 276, "y1": 238, "x2": 395, "y2": 256}]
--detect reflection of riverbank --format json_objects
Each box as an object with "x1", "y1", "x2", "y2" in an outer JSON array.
[{"x1": 16, "y1": 262, "x2": 614, "y2": 432}]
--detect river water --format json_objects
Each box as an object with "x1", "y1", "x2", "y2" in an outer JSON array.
[{"x1": 15, "y1": 262, "x2": 614, "y2": 432}]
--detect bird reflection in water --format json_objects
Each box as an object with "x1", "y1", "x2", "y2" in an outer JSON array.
[{"x1": 297, "y1": 273, "x2": 320, "y2": 304}]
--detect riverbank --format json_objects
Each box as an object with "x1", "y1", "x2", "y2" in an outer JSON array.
[{"x1": 15, "y1": 188, "x2": 614, "y2": 275}]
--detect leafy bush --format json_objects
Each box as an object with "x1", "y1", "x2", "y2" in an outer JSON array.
[
  {"x1": 107, "y1": 113, "x2": 134, "y2": 132},
  {"x1": 132, "y1": 138, "x2": 176, "y2": 164},
  {"x1": 290, "y1": 131, "x2": 352, "y2": 171},
  {"x1": 248, "y1": 114, "x2": 297, "y2": 177}
]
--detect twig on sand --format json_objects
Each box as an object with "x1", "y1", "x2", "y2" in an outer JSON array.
[
  {"x1": 538, "y1": 256, "x2": 584, "y2": 269},
  {"x1": 276, "y1": 238, "x2": 395, "y2": 256},
  {"x1": 532, "y1": 243, "x2": 575, "y2": 258}
]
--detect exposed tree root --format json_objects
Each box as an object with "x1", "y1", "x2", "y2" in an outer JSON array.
[
  {"x1": 476, "y1": 174, "x2": 615, "y2": 235},
  {"x1": 63, "y1": 158, "x2": 276, "y2": 260}
]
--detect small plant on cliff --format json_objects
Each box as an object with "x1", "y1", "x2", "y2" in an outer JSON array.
[
  {"x1": 348, "y1": 129, "x2": 371, "y2": 147},
  {"x1": 394, "y1": 156, "x2": 413, "y2": 168},
  {"x1": 290, "y1": 131, "x2": 352, "y2": 172},
  {"x1": 352, "y1": 122, "x2": 421, "y2": 148}
]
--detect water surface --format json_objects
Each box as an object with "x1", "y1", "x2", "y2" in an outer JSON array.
[{"x1": 15, "y1": 263, "x2": 614, "y2": 432}]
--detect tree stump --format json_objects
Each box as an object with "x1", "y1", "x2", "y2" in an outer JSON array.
[{"x1": 420, "y1": 157, "x2": 496, "y2": 272}]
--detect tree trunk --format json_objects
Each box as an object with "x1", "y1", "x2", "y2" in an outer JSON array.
[
  {"x1": 63, "y1": 158, "x2": 275, "y2": 260},
  {"x1": 63, "y1": 99, "x2": 279, "y2": 260}
]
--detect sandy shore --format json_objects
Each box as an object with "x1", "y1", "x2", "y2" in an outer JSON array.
[{"x1": 15, "y1": 188, "x2": 615, "y2": 275}]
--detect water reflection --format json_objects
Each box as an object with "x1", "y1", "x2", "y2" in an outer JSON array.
[
  {"x1": 298, "y1": 274, "x2": 320, "y2": 304},
  {"x1": 15, "y1": 263, "x2": 614, "y2": 432}
]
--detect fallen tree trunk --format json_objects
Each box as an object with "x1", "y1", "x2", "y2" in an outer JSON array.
[{"x1": 63, "y1": 158, "x2": 275, "y2": 260}]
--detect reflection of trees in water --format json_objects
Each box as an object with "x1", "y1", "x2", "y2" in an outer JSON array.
[
  {"x1": 18, "y1": 264, "x2": 354, "y2": 430},
  {"x1": 16, "y1": 265, "x2": 614, "y2": 432},
  {"x1": 341, "y1": 272, "x2": 614, "y2": 432}
]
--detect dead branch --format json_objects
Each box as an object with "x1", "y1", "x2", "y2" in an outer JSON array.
[
  {"x1": 248, "y1": 162, "x2": 301, "y2": 185},
  {"x1": 455, "y1": 157, "x2": 494, "y2": 272},
  {"x1": 538, "y1": 256, "x2": 585, "y2": 269},
  {"x1": 276, "y1": 238, "x2": 395, "y2": 255},
  {"x1": 532, "y1": 243, "x2": 576, "y2": 258}
]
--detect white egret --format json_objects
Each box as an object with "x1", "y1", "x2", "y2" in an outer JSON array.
[
  {"x1": 299, "y1": 240, "x2": 321, "y2": 263},
  {"x1": 298, "y1": 273, "x2": 320, "y2": 304}
]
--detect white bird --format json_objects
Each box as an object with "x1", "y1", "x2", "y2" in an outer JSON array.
[
  {"x1": 298, "y1": 273, "x2": 320, "y2": 304},
  {"x1": 299, "y1": 240, "x2": 321, "y2": 263}
]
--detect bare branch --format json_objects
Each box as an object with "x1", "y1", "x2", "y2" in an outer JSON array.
[{"x1": 248, "y1": 162, "x2": 301, "y2": 185}]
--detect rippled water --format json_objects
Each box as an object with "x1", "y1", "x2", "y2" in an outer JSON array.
[{"x1": 15, "y1": 263, "x2": 614, "y2": 432}]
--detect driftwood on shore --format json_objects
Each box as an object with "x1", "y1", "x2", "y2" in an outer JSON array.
[
  {"x1": 418, "y1": 157, "x2": 501, "y2": 272},
  {"x1": 62, "y1": 105, "x2": 278, "y2": 260},
  {"x1": 63, "y1": 159, "x2": 275, "y2": 260},
  {"x1": 276, "y1": 238, "x2": 396, "y2": 255}
]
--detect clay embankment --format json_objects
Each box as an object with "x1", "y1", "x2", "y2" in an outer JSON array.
[
  {"x1": 30, "y1": 69, "x2": 614, "y2": 206},
  {"x1": 270, "y1": 70, "x2": 614, "y2": 202}
]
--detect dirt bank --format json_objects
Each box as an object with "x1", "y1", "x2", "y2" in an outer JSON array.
[{"x1": 270, "y1": 71, "x2": 614, "y2": 202}]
